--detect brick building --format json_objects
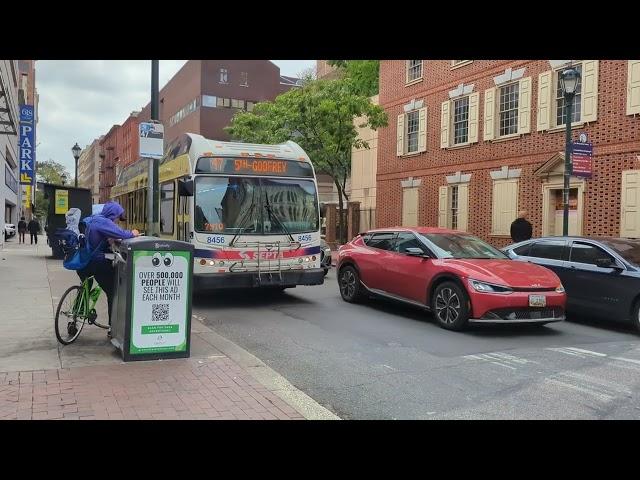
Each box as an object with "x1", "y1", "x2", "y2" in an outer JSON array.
[
  {"x1": 116, "y1": 111, "x2": 140, "y2": 169},
  {"x1": 78, "y1": 137, "x2": 102, "y2": 204},
  {"x1": 137, "y1": 60, "x2": 300, "y2": 144},
  {"x1": 98, "y1": 125, "x2": 119, "y2": 202},
  {"x1": 377, "y1": 60, "x2": 640, "y2": 247}
]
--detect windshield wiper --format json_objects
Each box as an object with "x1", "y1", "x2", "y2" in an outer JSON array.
[
  {"x1": 264, "y1": 192, "x2": 295, "y2": 243},
  {"x1": 229, "y1": 195, "x2": 258, "y2": 247}
]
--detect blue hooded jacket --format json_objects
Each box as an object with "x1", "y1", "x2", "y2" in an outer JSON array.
[{"x1": 86, "y1": 201, "x2": 135, "y2": 262}]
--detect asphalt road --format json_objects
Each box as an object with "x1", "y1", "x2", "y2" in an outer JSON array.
[{"x1": 193, "y1": 269, "x2": 640, "y2": 419}]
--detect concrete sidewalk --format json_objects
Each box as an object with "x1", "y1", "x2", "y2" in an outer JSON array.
[{"x1": 0, "y1": 237, "x2": 339, "y2": 420}]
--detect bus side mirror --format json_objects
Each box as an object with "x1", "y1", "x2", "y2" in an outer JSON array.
[{"x1": 178, "y1": 179, "x2": 194, "y2": 197}]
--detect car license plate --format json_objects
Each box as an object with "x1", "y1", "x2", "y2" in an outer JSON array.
[{"x1": 529, "y1": 295, "x2": 546, "y2": 307}]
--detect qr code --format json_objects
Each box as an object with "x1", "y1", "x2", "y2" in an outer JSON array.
[{"x1": 152, "y1": 304, "x2": 169, "y2": 322}]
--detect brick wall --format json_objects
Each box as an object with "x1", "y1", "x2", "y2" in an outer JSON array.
[{"x1": 377, "y1": 60, "x2": 640, "y2": 246}]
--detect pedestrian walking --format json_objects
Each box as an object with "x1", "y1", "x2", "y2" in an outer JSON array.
[
  {"x1": 18, "y1": 216, "x2": 27, "y2": 244},
  {"x1": 27, "y1": 216, "x2": 41, "y2": 244},
  {"x1": 510, "y1": 210, "x2": 533, "y2": 243}
]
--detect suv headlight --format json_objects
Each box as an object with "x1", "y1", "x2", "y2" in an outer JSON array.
[{"x1": 468, "y1": 279, "x2": 513, "y2": 294}]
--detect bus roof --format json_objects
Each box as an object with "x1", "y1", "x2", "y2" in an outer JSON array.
[{"x1": 169, "y1": 133, "x2": 312, "y2": 165}]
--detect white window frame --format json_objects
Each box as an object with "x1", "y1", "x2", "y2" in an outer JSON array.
[
  {"x1": 552, "y1": 62, "x2": 583, "y2": 129},
  {"x1": 406, "y1": 60, "x2": 423, "y2": 85},
  {"x1": 405, "y1": 110, "x2": 420, "y2": 154},
  {"x1": 497, "y1": 81, "x2": 520, "y2": 138},
  {"x1": 451, "y1": 96, "x2": 470, "y2": 146},
  {"x1": 240, "y1": 72, "x2": 248, "y2": 87},
  {"x1": 219, "y1": 68, "x2": 228, "y2": 84}
]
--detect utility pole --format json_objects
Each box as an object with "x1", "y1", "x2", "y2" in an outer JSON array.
[{"x1": 148, "y1": 60, "x2": 160, "y2": 236}]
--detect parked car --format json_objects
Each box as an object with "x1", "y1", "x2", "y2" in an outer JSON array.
[
  {"x1": 320, "y1": 239, "x2": 331, "y2": 276},
  {"x1": 4, "y1": 223, "x2": 16, "y2": 239},
  {"x1": 503, "y1": 236, "x2": 640, "y2": 331},
  {"x1": 337, "y1": 227, "x2": 566, "y2": 331}
]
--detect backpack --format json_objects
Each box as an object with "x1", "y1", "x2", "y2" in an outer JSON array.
[{"x1": 59, "y1": 216, "x2": 105, "y2": 271}]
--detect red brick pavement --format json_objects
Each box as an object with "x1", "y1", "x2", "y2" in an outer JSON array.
[{"x1": 0, "y1": 357, "x2": 305, "y2": 420}]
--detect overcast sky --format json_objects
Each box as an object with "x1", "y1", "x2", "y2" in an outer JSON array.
[{"x1": 35, "y1": 60, "x2": 315, "y2": 175}]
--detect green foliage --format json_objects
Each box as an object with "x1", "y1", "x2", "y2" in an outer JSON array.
[
  {"x1": 225, "y1": 77, "x2": 387, "y2": 242},
  {"x1": 327, "y1": 60, "x2": 379, "y2": 97},
  {"x1": 36, "y1": 159, "x2": 70, "y2": 185}
]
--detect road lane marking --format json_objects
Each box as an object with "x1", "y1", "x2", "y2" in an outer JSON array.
[
  {"x1": 382, "y1": 364, "x2": 396, "y2": 371},
  {"x1": 463, "y1": 354, "x2": 518, "y2": 370},
  {"x1": 611, "y1": 356, "x2": 640, "y2": 366},
  {"x1": 547, "y1": 347, "x2": 586, "y2": 358},
  {"x1": 544, "y1": 378, "x2": 614, "y2": 402},
  {"x1": 565, "y1": 347, "x2": 607, "y2": 357},
  {"x1": 559, "y1": 371, "x2": 632, "y2": 396}
]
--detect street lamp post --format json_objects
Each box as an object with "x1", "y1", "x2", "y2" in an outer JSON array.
[
  {"x1": 559, "y1": 67, "x2": 581, "y2": 236},
  {"x1": 61, "y1": 173, "x2": 67, "y2": 186},
  {"x1": 71, "y1": 143, "x2": 81, "y2": 188}
]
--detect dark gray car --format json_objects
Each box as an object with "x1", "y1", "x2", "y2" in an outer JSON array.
[{"x1": 503, "y1": 236, "x2": 640, "y2": 331}]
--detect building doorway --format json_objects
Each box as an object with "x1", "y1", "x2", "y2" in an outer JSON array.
[{"x1": 544, "y1": 187, "x2": 580, "y2": 236}]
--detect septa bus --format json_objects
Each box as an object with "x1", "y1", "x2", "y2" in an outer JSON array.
[{"x1": 111, "y1": 133, "x2": 324, "y2": 291}]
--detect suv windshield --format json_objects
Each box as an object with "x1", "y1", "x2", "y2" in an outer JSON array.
[
  {"x1": 418, "y1": 233, "x2": 508, "y2": 259},
  {"x1": 194, "y1": 176, "x2": 319, "y2": 235},
  {"x1": 600, "y1": 238, "x2": 640, "y2": 267}
]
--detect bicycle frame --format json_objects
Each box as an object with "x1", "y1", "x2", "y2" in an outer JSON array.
[{"x1": 71, "y1": 276, "x2": 102, "y2": 319}]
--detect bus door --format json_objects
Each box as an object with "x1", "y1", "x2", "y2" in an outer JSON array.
[{"x1": 177, "y1": 193, "x2": 190, "y2": 241}]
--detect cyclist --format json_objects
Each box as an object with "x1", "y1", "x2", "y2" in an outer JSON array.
[{"x1": 78, "y1": 201, "x2": 139, "y2": 334}]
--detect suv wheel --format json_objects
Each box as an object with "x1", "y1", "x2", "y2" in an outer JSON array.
[
  {"x1": 432, "y1": 281, "x2": 470, "y2": 331},
  {"x1": 338, "y1": 265, "x2": 365, "y2": 303}
]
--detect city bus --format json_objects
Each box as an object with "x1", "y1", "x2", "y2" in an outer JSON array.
[{"x1": 111, "y1": 133, "x2": 324, "y2": 291}]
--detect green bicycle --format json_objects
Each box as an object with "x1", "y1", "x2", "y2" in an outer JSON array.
[{"x1": 55, "y1": 275, "x2": 110, "y2": 345}]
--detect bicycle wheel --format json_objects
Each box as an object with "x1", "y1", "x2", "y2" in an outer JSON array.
[{"x1": 55, "y1": 285, "x2": 86, "y2": 345}]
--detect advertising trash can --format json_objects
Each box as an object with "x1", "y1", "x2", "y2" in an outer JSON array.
[{"x1": 110, "y1": 237, "x2": 194, "y2": 362}]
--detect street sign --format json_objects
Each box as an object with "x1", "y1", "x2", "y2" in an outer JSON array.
[
  {"x1": 19, "y1": 105, "x2": 36, "y2": 185},
  {"x1": 139, "y1": 122, "x2": 164, "y2": 159},
  {"x1": 54, "y1": 189, "x2": 69, "y2": 214},
  {"x1": 571, "y1": 136, "x2": 593, "y2": 178}
]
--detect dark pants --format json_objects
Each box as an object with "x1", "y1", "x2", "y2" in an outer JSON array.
[
  {"x1": 78, "y1": 260, "x2": 115, "y2": 326},
  {"x1": 19, "y1": 231, "x2": 25, "y2": 243},
  {"x1": 30, "y1": 233, "x2": 37, "y2": 244}
]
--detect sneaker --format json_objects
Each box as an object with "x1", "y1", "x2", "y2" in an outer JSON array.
[{"x1": 107, "y1": 329, "x2": 112, "y2": 339}]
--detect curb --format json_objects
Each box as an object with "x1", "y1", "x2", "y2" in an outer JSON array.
[{"x1": 192, "y1": 315, "x2": 340, "y2": 420}]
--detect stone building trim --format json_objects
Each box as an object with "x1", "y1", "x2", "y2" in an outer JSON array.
[
  {"x1": 400, "y1": 176, "x2": 422, "y2": 188},
  {"x1": 549, "y1": 60, "x2": 579, "y2": 69},
  {"x1": 445, "y1": 171, "x2": 472, "y2": 184},
  {"x1": 493, "y1": 67, "x2": 526, "y2": 86},
  {"x1": 448, "y1": 83, "x2": 475, "y2": 99},
  {"x1": 403, "y1": 99, "x2": 424, "y2": 113},
  {"x1": 490, "y1": 166, "x2": 521, "y2": 180}
]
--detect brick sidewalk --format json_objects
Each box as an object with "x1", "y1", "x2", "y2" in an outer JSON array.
[{"x1": 0, "y1": 357, "x2": 304, "y2": 420}]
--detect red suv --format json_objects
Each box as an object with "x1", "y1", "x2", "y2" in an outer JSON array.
[{"x1": 337, "y1": 227, "x2": 566, "y2": 331}]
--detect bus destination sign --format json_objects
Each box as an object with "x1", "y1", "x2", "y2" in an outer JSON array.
[{"x1": 195, "y1": 157, "x2": 314, "y2": 178}]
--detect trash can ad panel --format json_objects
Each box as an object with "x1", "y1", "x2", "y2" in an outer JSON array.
[{"x1": 130, "y1": 250, "x2": 190, "y2": 355}]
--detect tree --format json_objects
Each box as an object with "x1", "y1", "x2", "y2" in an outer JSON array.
[
  {"x1": 327, "y1": 60, "x2": 380, "y2": 97},
  {"x1": 225, "y1": 77, "x2": 387, "y2": 243},
  {"x1": 34, "y1": 159, "x2": 70, "y2": 220}
]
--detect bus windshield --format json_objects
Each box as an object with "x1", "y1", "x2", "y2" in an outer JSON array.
[{"x1": 194, "y1": 176, "x2": 319, "y2": 235}]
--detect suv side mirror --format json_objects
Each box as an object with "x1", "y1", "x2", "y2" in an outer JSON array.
[
  {"x1": 595, "y1": 258, "x2": 621, "y2": 269},
  {"x1": 405, "y1": 247, "x2": 429, "y2": 258},
  {"x1": 178, "y1": 179, "x2": 194, "y2": 197}
]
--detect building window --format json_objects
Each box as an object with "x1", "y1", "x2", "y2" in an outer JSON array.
[
  {"x1": 202, "y1": 95, "x2": 217, "y2": 107},
  {"x1": 406, "y1": 61, "x2": 422, "y2": 83},
  {"x1": 451, "y1": 60, "x2": 473, "y2": 68},
  {"x1": 246, "y1": 101, "x2": 255, "y2": 112},
  {"x1": 231, "y1": 99, "x2": 245, "y2": 109},
  {"x1": 499, "y1": 82, "x2": 520, "y2": 136},
  {"x1": 240, "y1": 72, "x2": 248, "y2": 86},
  {"x1": 406, "y1": 110, "x2": 420, "y2": 154},
  {"x1": 555, "y1": 63, "x2": 582, "y2": 126},
  {"x1": 491, "y1": 179, "x2": 518, "y2": 236},
  {"x1": 450, "y1": 185, "x2": 459, "y2": 229},
  {"x1": 219, "y1": 68, "x2": 228, "y2": 84},
  {"x1": 453, "y1": 97, "x2": 469, "y2": 144}
]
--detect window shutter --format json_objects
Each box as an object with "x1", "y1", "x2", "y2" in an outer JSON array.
[
  {"x1": 440, "y1": 100, "x2": 450, "y2": 148},
  {"x1": 457, "y1": 184, "x2": 469, "y2": 232},
  {"x1": 438, "y1": 186, "x2": 448, "y2": 228},
  {"x1": 396, "y1": 114, "x2": 405, "y2": 156},
  {"x1": 492, "y1": 180, "x2": 518, "y2": 235},
  {"x1": 418, "y1": 107, "x2": 427, "y2": 153},
  {"x1": 517, "y1": 77, "x2": 532, "y2": 134},
  {"x1": 581, "y1": 60, "x2": 599, "y2": 123},
  {"x1": 468, "y1": 92, "x2": 480, "y2": 143},
  {"x1": 537, "y1": 71, "x2": 552, "y2": 131},
  {"x1": 483, "y1": 87, "x2": 496, "y2": 141},
  {"x1": 402, "y1": 188, "x2": 419, "y2": 227},
  {"x1": 627, "y1": 60, "x2": 640, "y2": 115}
]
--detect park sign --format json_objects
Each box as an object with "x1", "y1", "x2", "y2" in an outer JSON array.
[
  {"x1": 19, "y1": 105, "x2": 36, "y2": 185},
  {"x1": 139, "y1": 122, "x2": 164, "y2": 160},
  {"x1": 571, "y1": 132, "x2": 593, "y2": 178}
]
